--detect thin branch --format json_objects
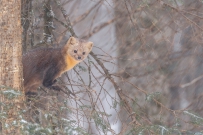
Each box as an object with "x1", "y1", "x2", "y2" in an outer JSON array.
[
  {"x1": 72, "y1": 0, "x2": 103, "y2": 24},
  {"x1": 82, "y1": 18, "x2": 116, "y2": 39},
  {"x1": 90, "y1": 52, "x2": 140, "y2": 125},
  {"x1": 54, "y1": 0, "x2": 76, "y2": 37},
  {"x1": 180, "y1": 75, "x2": 203, "y2": 88}
]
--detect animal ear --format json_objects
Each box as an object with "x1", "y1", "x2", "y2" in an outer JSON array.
[
  {"x1": 68, "y1": 37, "x2": 77, "y2": 45},
  {"x1": 86, "y1": 42, "x2": 93, "y2": 52}
]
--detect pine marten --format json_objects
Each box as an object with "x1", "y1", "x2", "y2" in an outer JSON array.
[{"x1": 23, "y1": 37, "x2": 93, "y2": 95}]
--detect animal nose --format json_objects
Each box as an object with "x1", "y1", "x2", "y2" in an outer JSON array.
[{"x1": 78, "y1": 56, "x2": 81, "y2": 59}]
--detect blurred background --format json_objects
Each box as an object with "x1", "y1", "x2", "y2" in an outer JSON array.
[{"x1": 22, "y1": 0, "x2": 203, "y2": 134}]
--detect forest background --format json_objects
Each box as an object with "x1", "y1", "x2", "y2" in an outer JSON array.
[{"x1": 1, "y1": 0, "x2": 203, "y2": 134}]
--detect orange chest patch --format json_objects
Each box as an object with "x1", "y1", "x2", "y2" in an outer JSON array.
[{"x1": 65, "y1": 54, "x2": 79, "y2": 71}]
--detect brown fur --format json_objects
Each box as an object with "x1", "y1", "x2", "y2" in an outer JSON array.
[{"x1": 23, "y1": 37, "x2": 93, "y2": 95}]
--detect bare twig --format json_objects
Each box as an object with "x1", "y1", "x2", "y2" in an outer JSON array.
[{"x1": 180, "y1": 75, "x2": 203, "y2": 88}]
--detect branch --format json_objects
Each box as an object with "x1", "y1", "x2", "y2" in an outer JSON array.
[
  {"x1": 180, "y1": 75, "x2": 203, "y2": 88},
  {"x1": 54, "y1": 1, "x2": 139, "y2": 124},
  {"x1": 90, "y1": 52, "x2": 139, "y2": 125},
  {"x1": 82, "y1": 18, "x2": 116, "y2": 39},
  {"x1": 72, "y1": 1, "x2": 103, "y2": 24},
  {"x1": 54, "y1": 0, "x2": 76, "y2": 37}
]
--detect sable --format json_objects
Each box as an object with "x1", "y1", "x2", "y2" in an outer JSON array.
[{"x1": 23, "y1": 37, "x2": 93, "y2": 95}]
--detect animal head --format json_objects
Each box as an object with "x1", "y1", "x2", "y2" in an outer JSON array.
[{"x1": 64, "y1": 37, "x2": 93, "y2": 61}]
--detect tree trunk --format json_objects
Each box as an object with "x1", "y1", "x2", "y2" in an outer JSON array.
[{"x1": 0, "y1": 0, "x2": 24, "y2": 134}]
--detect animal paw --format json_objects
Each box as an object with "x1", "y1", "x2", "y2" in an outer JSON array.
[{"x1": 50, "y1": 85, "x2": 61, "y2": 91}]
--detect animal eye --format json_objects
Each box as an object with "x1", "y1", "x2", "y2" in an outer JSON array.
[
  {"x1": 74, "y1": 50, "x2": 77, "y2": 53},
  {"x1": 83, "y1": 52, "x2": 85, "y2": 55}
]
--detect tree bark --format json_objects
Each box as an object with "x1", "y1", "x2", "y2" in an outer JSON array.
[
  {"x1": 0, "y1": 0, "x2": 23, "y2": 89},
  {"x1": 0, "y1": 0, "x2": 24, "y2": 134}
]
